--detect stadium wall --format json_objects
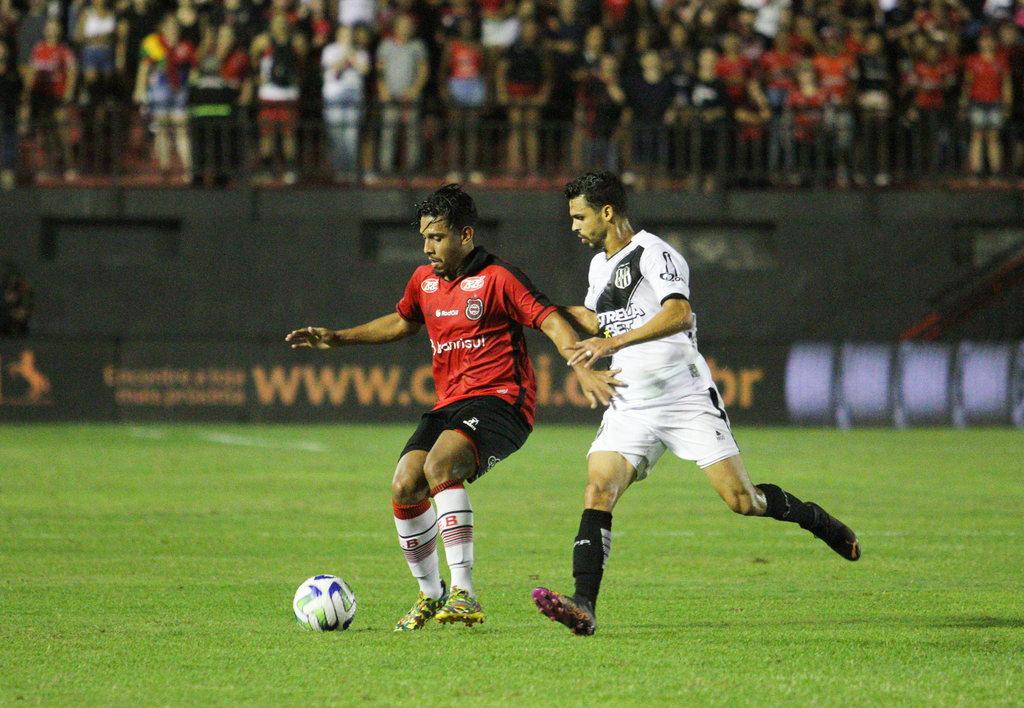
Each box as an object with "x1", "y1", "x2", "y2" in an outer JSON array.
[{"x1": 1, "y1": 187, "x2": 1022, "y2": 425}]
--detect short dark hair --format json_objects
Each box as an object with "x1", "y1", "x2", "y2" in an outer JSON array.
[
  {"x1": 415, "y1": 183, "x2": 478, "y2": 232},
  {"x1": 564, "y1": 172, "x2": 628, "y2": 215}
]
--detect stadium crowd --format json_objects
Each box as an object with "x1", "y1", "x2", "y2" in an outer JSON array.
[{"x1": 1, "y1": 0, "x2": 1024, "y2": 187}]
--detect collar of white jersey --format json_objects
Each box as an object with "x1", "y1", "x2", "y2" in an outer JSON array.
[{"x1": 604, "y1": 230, "x2": 651, "y2": 262}]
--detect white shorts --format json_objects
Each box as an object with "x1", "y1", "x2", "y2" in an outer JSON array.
[{"x1": 588, "y1": 387, "x2": 740, "y2": 479}]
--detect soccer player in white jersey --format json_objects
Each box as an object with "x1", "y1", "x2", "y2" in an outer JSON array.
[{"x1": 532, "y1": 171, "x2": 860, "y2": 636}]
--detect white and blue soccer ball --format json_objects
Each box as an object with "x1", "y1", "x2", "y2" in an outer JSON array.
[{"x1": 292, "y1": 575, "x2": 357, "y2": 631}]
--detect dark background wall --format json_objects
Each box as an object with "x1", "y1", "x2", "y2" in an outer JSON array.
[{"x1": 2, "y1": 187, "x2": 1023, "y2": 343}]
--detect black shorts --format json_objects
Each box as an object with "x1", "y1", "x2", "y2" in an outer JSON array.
[{"x1": 400, "y1": 396, "x2": 532, "y2": 482}]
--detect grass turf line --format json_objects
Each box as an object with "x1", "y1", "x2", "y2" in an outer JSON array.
[{"x1": 1, "y1": 424, "x2": 1022, "y2": 707}]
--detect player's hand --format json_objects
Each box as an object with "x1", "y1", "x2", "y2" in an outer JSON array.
[
  {"x1": 574, "y1": 367, "x2": 625, "y2": 409},
  {"x1": 564, "y1": 337, "x2": 620, "y2": 369},
  {"x1": 286, "y1": 327, "x2": 337, "y2": 349}
]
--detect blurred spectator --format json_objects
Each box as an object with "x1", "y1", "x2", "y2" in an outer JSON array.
[
  {"x1": 788, "y1": 59, "x2": 824, "y2": 181},
  {"x1": 117, "y1": 0, "x2": 159, "y2": 101},
  {"x1": 546, "y1": 0, "x2": 585, "y2": 119},
  {"x1": 690, "y1": 46, "x2": 728, "y2": 189},
  {"x1": 321, "y1": 24, "x2": 369, "y2": 182},
  {"x1": 761, "y1": 30, "x2": 797, "y2": 179},
  {"x1": 0, "y1": 261, "x2": 33, "y2": 337},
  {"x1": 440, "y1": 15, "x2": 486, "y2": 183},
  {"x1": 812, "y1": 28, "x2": 855, "y2": 185},
  {"x1": 375, "y1": 12, "x2": 428, "y2": 175},
  {"x1": 903, "y1": 39, "x2": 956, "y2": 174},
  {"x1": 495, "y1": 16, "x2": 551, "y2": 177},
  {"x1": 621, "y1": 48, "x2": 674, "y2": 180},
  {"x1": 75, "y1": 0, "x2": 119, "y2": 103},
  {"x1": 962, "y1": 29, "x2": 1011, "y2": 179},
  {"x1": 17, "y1": 0, "x2": 49, "y2": 76},
  {"x1": 716, "y1": 33, "x2": 752, "y2": 107},
  {"x1": 189, "y1": 23, "x2": 250, "y2": 186},
  {"x1": 997, "y1": 21, "x2": 1024, "y2": 170},
  {"x1": 0, "y1": 43, "x2": 24, "y2": 190},
  {"x1": 210, "y1": 0, "x2": 258, "y2": 48},
  {"x1": 855, "y1": 31, "x2": 892, "y2": 185},
  {"x1": 134, "y1": 13, "x2": 196, "y2": 182},
  {"x1": 252, "y1": 11, "x2": 306, "y2": 183},
  {"x1": 26, "y1": 18, "x2": 78, "y2": 180}
]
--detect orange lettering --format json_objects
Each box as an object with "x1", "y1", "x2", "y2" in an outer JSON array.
[
  {"x1": 409, "y1": 365, "x2": 437, "y2": 406},
  {"x1": 302, "y1": 367, "x2": 352, "y2": 405},
  {"x1": 350, "y1": 366, "x2": 402, "y2": 405},
  {"x1": 252, "y1": 366, "x2": 306, "y2": 405}
]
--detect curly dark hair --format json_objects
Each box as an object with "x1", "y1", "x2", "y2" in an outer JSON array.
[
  {"x1": 563, "y1": 171, "x2": 628, "y2": 215},
  {"x1": 414, "y1": 183, "x2": 478, "y2": 232}
]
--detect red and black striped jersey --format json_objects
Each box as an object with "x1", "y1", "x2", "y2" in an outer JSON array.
[{"x1": 396, "y1": 247, "x2": 556, "y2": 426}]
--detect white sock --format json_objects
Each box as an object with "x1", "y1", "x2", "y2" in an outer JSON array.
[
  {"x1": 433, "y1": 484, "x2": 475, "y2": 597},
  {"x1": 392, "y1": 499, "x2": 444, "y2": 599}
]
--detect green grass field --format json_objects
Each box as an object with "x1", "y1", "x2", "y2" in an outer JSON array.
[{"x1": 2, "y1": 424, "x2": 1022, "y2": 707}]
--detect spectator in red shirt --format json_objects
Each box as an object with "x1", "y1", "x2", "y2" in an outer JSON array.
[
  {"x1": 812, "y1": 29, "x2": 855, "y2": 185},
  {"x1": 716, "y1": 33, "x2": 751, "y2": 107},
  {"x1": 761, "y1": 31, "x2": 797, "y2": 178},
  {"x1": 788, "y1": 60, "x2": 825, "y2": 183},
  {"x1": 903, "y1": 40, "x2": 956, "y2": 174},
  {"x1": 26, "y1": 18, "x2": 78, "y2": 180},
  {"x1": 496, "y1": 17, "x2": 552, "y2": 177},
  {"x1": 440, "y1": 15, "x2": 487, "y2": 183},
  {"x1": 961, "y1": 30, "x2": 1012, "y2": 178}
]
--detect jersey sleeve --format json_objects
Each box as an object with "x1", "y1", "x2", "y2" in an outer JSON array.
[
  {"x1": 642, "y1": 244, "x2": 691, "y2": 304},
  {"x1": 500, "y1": 266, "x2": 557, "y2": 329},
  {"x1": 395, "y1": 271, "x2": 426, "y2": 323}
]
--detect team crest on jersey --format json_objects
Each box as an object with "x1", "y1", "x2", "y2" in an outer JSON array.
[
  {"x1": 421, "y1": 278, "x2": 439, "y2": 293},
  {"x1": 614, "y1": 264, "x2": 632, "y2": 289},
  {"x1": 461, "y1": 276, "x2": 486, "y2": 291},
  {"x1": 465, "y1": 298, "x2": 484, "y2": 321}
]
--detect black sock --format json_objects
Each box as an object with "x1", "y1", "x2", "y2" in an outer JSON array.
[
  {"x1": 572, "y1": 508, "x2": 612, "y2": 608},
  {"x1": 756, "y1": 483, "x2": 818, "y2": 528}
]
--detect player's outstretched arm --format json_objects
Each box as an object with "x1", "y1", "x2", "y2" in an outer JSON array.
[
  {"x1": 565, "y1": 297, "x2": 694, "y2": 368},
  {"x1": 286, "y1": 313, "x2": 422, "y2": 350},
  {"x1": 540, "y1": 311, "x2": 624, "y2": 408},
  {"x1": 557, "y1": 306, "x2": 600, "y2": 337}
]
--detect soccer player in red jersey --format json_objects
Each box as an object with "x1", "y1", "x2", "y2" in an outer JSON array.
[{"x1": 286, "y1": 184, "x2": 621, "y2": 631}]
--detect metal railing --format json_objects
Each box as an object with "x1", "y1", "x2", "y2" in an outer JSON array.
[{"x1": 8, "y1": 103, "x2": 1024, "y2": 188}]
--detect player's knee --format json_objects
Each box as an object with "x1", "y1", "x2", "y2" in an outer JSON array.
[
  {"x1": 391, "y1": 463, "x2": 427, "y2": 504},
  {"x1": 723, "y1": 490, "x2": 759, "y2": 516},
  {"x1": 584, "y1": 480, "x2": 617, "y2": 512}
]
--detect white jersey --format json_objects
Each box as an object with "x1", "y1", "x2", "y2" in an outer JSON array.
[{"x1": 584, "y1": 230, "x2": 714, "y2": 409}]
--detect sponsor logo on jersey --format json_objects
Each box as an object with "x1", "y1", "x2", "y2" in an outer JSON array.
[
  {"x1": 597, "y1": 304, "x2": 645, "y2": 336},
  {"x1": 486, "y1": 456, "x2": 501, "y2": 471},
  {"x1": 465, "y1": 298, "x2": 484, "y2": 321},
  {"x1": 460, "y1": 275, "x2": 486, "y2": 291},
  {"x1": 463, "y1": 417, "x2": 479, "y2": 430},
  {"x1": 660, "y1": 252, "x2": 684, "y2": 282},
  {"x1": 614, "y1": 264, "x2": 632, "y2": 289},
  {"x1": 689, "y1": 363, "x2": 700, "y2": 378},
  {"x1": 421, "y1": 278, "x2": 439, "y2": 293},
  {"x1": 435, "y1": 309, "x2": 459, "y2": 317},
  {"x1": 429, "y1": 336, "x2": 486, "y2": 356}
]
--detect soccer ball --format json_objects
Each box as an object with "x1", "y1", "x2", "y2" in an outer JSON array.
[{"x1": 292, "y1": 575, "x2": 357, "y2": 631}]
